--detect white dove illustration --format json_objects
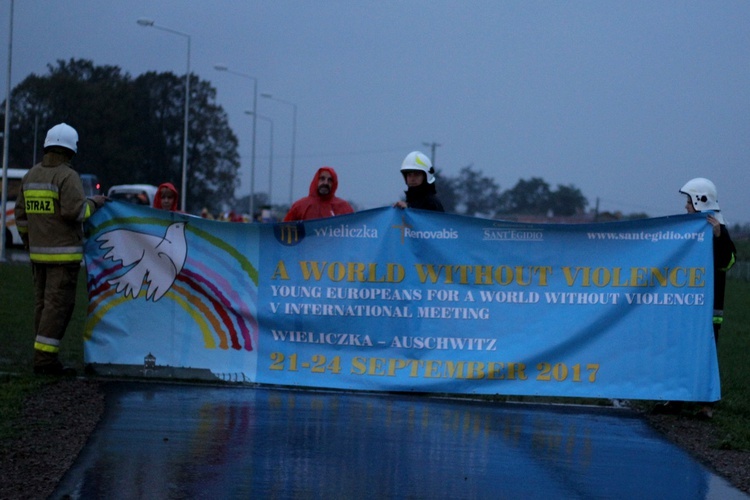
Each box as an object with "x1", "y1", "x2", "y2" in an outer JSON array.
[{"x1": 97, "y1": 222, "x2": 188, "y2": 301}]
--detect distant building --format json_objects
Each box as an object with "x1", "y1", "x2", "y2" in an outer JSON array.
[{"x1": 144, "y1": 352, "x2": 156, "y2": 374}]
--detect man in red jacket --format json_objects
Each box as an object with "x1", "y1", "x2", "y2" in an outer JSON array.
[{"x1": 283, "y1": 167, "x2": 354, "y2": 221}]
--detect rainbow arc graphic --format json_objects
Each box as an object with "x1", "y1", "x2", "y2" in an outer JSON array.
[{"x1": 85, "y1": 216, "x2": 259, "y2": 353}]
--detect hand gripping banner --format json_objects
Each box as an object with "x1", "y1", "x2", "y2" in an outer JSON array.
[{"x1": 83, "y1": 202, "x2": 719, "y2": 401}]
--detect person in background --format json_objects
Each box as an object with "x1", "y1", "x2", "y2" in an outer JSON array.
[
  {"x1": 260, "y1": 206, "x2": 274, "y2": 223},
  {"x1": 153, "y1": 182, "x2": 179, "y2": 212},
  {"x1": 654, "y1": 177, "x2": 736, "y2": 419},
  {"x1": 283, "y1": 166, "x2": 354, "y2": 221},
  {"x1": 14, "y1": 123, "x2": 107, "y2": 376},
  {"x1": 393, "y1": 151, "x2": 444, "y2": 212}
]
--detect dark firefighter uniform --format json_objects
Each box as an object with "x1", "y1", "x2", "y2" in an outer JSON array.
[{"x1": 14, "y1": 150, "x2": 102, "y2": 373}]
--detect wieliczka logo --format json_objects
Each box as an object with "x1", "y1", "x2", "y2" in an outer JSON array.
[
  {"x1": 312, "y1": 223, "x2": 378, "y2": 239},
  {"x1": 275, "y1": 223, "x2": 305, "y2": 246},
  {"x1": 391, "y1": 215, "x2": 458, "y2": 244},
  {"x1": 482, "y1": 226, "x2": 544, "y2": 242}
]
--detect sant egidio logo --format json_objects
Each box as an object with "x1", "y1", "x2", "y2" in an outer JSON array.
[{"x1": 274, "y1": 223, "x2": 305, "y2": 246}]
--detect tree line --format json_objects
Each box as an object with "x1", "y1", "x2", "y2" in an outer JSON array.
[
  {"x1": 2, "y1": 59, "x2": 239, "y2": 214},
  {"x1": 2, "y1": 58, "x2": 593, "y2": 219},
  {"x1": 439, "y1": 168, "x2": 589, "y2": 219}
]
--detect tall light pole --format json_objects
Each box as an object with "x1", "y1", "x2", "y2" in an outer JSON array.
[
  {"x1": 245, "y1": 111, "x2": 273, "y2": 205},
  {"x1": 1, "y1": 0, "x2": 15, "y2": 261},
  {"x1": 261, "y1": 94, "x2": 296, "y2": 205},
  {"x1": 422, "y1": 141, "x2": 441, "y2": 167},
  {"x1": 32, "y1": 114, "x2": 38, "y2": 165},
  {"x1": 137, "y1": 18, "x2": 191, "y2": 212},
  {"x1": 215, "y1": 65, "x2": 258, "y2": 218}
]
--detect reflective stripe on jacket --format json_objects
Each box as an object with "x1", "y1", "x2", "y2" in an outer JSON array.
[{"x1": 14, "y1": 155, "x2": 96, "y2": 264}]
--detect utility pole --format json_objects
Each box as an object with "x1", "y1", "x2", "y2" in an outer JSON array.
[
  {"x1": 422, "y1": 141, "x2": 441, "y2": 166},
  {"x1": 1, "y1": 0, "x2": 15, "y2": 261},
  {"x1": 594, "y1": 197, "x2": 600, "y2": 222}
]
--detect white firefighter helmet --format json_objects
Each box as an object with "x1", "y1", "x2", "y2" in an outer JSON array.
[
  {"x1": 44, "y1": 123, "x2": 78, "y2": 154},
  {"x1": 679, "y1": 177, "x2": 720, "y2": 212},
  {"x1": 400, "y1": 151, "x2": 435, "y2": 184}
]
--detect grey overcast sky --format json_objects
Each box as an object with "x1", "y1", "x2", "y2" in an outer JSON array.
[{"x1": 2, "y1": 1, "x2": 749, "y2": 222}]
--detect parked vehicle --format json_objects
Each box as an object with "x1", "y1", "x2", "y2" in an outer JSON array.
[
  {"x1": 4, "y1": 170, "x2": 106, "y2": 248},
  {"x1": 2, "y1": 168, "x2": 28, "y2": 248},
  {"x1": 107, "y1": 184, "x2": 158, "y2": 207},
  {"x1": 80, "y1": 174, "x2": 101, "y2": 197}
]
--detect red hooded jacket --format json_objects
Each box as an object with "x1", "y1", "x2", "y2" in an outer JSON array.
[
  {"x1": 283, "y1": 167, "x2": 354, "y2": 221},
  {"x1": 153, "y1": 182, "x2": 180, "y2": 212}
]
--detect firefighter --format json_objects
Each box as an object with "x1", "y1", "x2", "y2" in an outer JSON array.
[
  {"x1": 680, "y1": 177, "x2": 736, "y2": 345},
  {"x1": 653, "y1": 177, "x2": 736, "y2": 418},
  {"x1": 14, "y1": 123, "x2": 107, "y2": 375},
  {"x1": 393, "y1": 151, "x2": 445, "y2": 212}
]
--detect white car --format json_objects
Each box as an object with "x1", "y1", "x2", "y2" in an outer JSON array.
[
  {"x1": 107, "y1": 184, "x2": 158, "y2": 207},
  {"x1": 4, "y1": 170, "x2": 106, "y2": 247},
  {"x1": 80, "y1": 174, "x2": 102, "y2": 197},
  {"x1": 3, "y1": 168, "x2": 28, "y2": 247}
]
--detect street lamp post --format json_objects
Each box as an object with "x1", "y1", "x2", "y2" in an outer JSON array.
[
  {"x1": 422, "y1": 141, "x2": 441, "y2": 167},
  {"x1": 261, "y1": 94, "x2": 296, "y2": 205},
  {"x1": 137, "y1": 18, "x2": 191, "y2": 212},
  {"x1": 1, "y1": 0, "x2": 15, "y2": 261},
  {"x1": 215, "y1": 65, "x2": 258, "y2": 218},
  {"x1": 245, "y1": 111, "x2": 273, "y2": 205}
]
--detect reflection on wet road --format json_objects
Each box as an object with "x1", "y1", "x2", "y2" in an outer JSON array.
[{"x1": 54, "y1": 383, "x2": 747, "y2": 499}]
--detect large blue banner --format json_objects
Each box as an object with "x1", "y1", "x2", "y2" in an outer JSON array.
[{"x1": 83, "y1": 202, "x2": 719, "y2": 401}]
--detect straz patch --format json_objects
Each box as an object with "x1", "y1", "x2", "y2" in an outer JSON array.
[{"x1": 25, "y1": 198, "x2": 55, "y2": 214}]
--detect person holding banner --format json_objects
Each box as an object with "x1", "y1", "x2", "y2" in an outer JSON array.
[
  {"x1": 680, "y1": 178, "x2": 737, "y2": 345},
  {"x1": 393, "y1": 151, "x2": 445, "y2": 212},
  {"x1": 153, "y1": 182, "x2": 180, "y2": 212},
  {"x1": 283, "y1": 167, "x2": 354, "y2": 221},
  {"x1": 654, "y1": 178, "x2": 736, "y2": 419}
]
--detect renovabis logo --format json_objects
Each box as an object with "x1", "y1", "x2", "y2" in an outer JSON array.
[{"x1": 391, "y1": 216, "x2": 458, "y2": 244}]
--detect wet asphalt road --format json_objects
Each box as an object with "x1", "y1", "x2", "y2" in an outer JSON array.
[{"x1": 52, "y1": 382, "x2": 748, "y2": 499}]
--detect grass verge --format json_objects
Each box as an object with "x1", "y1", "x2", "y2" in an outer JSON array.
[
  {"x1": 0, "y1": 375, "x2": 46, "y2": 443},
  {"x1": 0, "y1": 262, "x2": 89, "y2": 442}
]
